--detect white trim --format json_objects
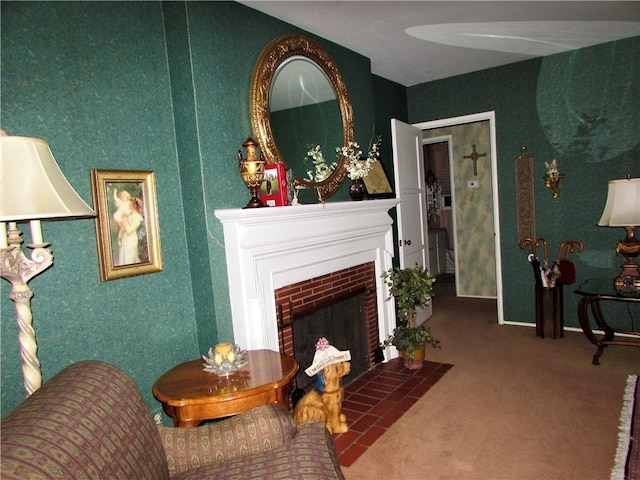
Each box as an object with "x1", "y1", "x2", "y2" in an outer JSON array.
[{"x1": 215, "y1": 199, "x2": 399, "y2": 353}]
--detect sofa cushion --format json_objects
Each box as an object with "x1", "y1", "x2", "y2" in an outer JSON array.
[
  {"x1": 1, "y1": 360, "x2": 170, "y2": 480},
  {"x1": 159, "y1": 404, "x2": 297, "y2": 477},
  {"x1": 172, "y1": 422, "x2": 345, "y2": 480}
]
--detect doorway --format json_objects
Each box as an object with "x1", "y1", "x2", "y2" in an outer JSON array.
[
  {"x1": 398, "y1": 112, "x2": 504, "y2": 324},
  {"x1": 424, "y1": 137, "x2": 456, "y2": 296}
]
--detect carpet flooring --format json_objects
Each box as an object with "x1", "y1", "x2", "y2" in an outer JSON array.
[
  {"x1": 341, "y1": 295, "x2": 639, "y2": 479},
  {"x1": 335, "y1": 358, "x2": 453, "y2": 467}
]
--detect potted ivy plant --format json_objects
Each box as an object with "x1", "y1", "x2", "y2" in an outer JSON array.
[{"x1": 382, "y1": 264, "x2": 440, "y2": 369}]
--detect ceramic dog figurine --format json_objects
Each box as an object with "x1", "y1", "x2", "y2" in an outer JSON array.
[{"x1": 294, "y1": 338, "x2": 351, "y2": 434}]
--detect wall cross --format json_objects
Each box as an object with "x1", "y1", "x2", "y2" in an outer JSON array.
[{"x1": 464, "y1": 144, "x2": 486, "y2": 176}]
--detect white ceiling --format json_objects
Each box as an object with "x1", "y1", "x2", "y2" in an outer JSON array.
[{"x1": 239, "y1": 1, "x2": 640, "y2": 86}]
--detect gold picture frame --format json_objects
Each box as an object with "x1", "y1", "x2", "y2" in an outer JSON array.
[
  {"x1": 362, "y1": 161, "x2": 394, "y2": 198},
  {"x1": 90, "y1": 169, "x2": 162, "y2": 281}
]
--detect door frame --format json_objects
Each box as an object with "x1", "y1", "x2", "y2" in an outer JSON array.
[
  {"x1": 423, "y1": 135, "x2": 458, "y2": 290},
  {"x1": 413, "y1": 111, "x2": 504, "y2": 325}
]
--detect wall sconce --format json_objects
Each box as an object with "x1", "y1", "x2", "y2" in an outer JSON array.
[
  {"x1": 543, "y1": 159, "x2": 565, "y2": 198},
  {"x1": 0, "y1": 131, "x2": 95, "y2": 396},
  {"x1": 598, "y1": 176, "x2": 640, "y2": 295},
  {"x1": 237, "y1": 136, "x2": 265, "y2": 208}
]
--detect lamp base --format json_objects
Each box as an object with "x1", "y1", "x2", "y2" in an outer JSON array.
[
  {"x1": 1, "y1": 236, "x2": 54, "y2": 395},
  {"x1": 613, "y1": 235, "x2": 640, "y2": 296},
  {"x1": 613, "y1": 260, "x2": 640, "y2": 296}
]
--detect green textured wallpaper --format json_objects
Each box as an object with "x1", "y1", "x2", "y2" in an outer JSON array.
[
  {"x1": 408, "y1": 36, "x2": 640, "y2": 328},
  {"x1": 2, "y1": 0, "x2": 637, "y2": 420},
  {"x1": 179, "y1": 0, "x2": 375, "y2": 340},
  {"x1": 0, "y1": 0, "x2": 376, "y2": 417},
  {"x1": 372, "y1": 74, "x2": 408, "y2": 187},
  {"x1": 1, "y1": 1, "x2": 198, "y2": 417}
]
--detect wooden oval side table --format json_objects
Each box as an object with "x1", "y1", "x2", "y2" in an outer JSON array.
[{"x1": 153, "y1": 349, "x2": 298, "y2": 427}]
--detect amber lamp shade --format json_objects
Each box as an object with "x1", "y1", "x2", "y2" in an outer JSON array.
[{"x1": 238, "y1": 137, "x2": 265, "y2": 209}]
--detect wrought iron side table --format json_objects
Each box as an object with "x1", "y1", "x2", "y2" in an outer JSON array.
[{"x1": 574, "y1": 278, "x2": 640, "y2": 365}]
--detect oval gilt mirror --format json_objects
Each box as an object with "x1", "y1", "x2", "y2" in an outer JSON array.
[{"x1": 250, "y1": 34, "x2": 354, "y2": 200}]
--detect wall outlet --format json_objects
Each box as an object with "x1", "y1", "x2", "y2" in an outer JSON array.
[{"x1": 467, "y1": 180, "x2": 479, "y2": 189}]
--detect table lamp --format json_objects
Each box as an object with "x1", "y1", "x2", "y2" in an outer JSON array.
[
  {"x1": 598, "y1": 177, "x2": 640, "y2": 296},
  {"x1": 0, "y1": 131, "x2": 95, "y2": 395}
]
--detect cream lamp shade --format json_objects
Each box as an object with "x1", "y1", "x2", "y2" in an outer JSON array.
[
  {"x1": 0, "y1": 133, "x2": 95, "y2": 221},
  {"x1": 598, "y1": 177, "x2": 640, "y2": 227}
]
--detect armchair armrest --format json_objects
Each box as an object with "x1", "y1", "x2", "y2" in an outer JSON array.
[
  {"x1": 171, "y1": 421, "x2": 345, "y2": 480},
  {"x1": 158, "y1": 404, "x2": 297, "y2": 478}
]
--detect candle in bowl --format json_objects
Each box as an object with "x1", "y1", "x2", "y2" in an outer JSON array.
[{"x1": 215, "y1": 342, "x2": 233, "y2": 357}]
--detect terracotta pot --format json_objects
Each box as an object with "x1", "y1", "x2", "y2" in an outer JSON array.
[{"x1": 402, "y1": 344, "x2": 425, "y2": 369}]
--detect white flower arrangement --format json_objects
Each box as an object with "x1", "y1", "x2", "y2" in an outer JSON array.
[
  {"x1": 303, "y1": 136, "x2": 382, "y2": 182},
  {"x1": 304, "y1": 144, "x2": 337, "y2": 182},
  {"x1": 339, "y1": 135, "x2": 381, "y2": 180}
]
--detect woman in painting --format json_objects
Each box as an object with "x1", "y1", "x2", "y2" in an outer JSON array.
[{"x1": 117, "y1": 197, "x2": 144, "y2": 265}]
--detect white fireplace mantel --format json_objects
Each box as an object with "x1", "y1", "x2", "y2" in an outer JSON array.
[{"x1": 215, "y1": 199, "x2": 399, "y2": 356}]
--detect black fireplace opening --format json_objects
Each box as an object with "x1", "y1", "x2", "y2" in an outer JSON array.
[{"x1": 287, "y1": 288, "x2": 369, "y2": 392}]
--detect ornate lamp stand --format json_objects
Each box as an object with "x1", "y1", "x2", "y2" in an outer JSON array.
[{"x1": 0, "y1": 224, "x2": 53, "y2": 395}]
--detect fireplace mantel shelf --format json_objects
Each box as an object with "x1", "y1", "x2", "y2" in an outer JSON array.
[
  {"x1": 215, "y1": 198, "x2": 399, "y2": 357},
  {"x1": 215, "y1": 198, "x2": 399, "y2": 224}
]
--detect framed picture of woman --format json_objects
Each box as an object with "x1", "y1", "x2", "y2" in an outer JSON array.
[{"x1": 90, "y1": 169, "x2": 162, "y2": 281}]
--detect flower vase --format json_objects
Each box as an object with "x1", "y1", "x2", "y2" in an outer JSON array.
[{"x1": 349, "y1": 178, "x2": 366, "y2": 201}]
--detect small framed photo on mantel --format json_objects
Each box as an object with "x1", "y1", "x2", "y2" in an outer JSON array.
[
  {"x1": 90, "y1": 169, "x2": 163, "y2": 282},
  {"x1": 260, "y1": 163, "x2": 289, "y2": 206}
]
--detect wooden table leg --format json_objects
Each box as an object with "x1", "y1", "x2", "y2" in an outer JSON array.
[{"x1": 175, "y1": 419, "x2": 202, "y2": 428}]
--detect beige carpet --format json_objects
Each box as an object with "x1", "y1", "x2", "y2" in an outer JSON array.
[{"x1": 343, "y1": 296, "x2": 639, "y2": 480}]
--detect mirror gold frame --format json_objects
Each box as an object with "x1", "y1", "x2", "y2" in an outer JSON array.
[{"x1": 250, "y1": 34, "x2": 354, "y2": 200}]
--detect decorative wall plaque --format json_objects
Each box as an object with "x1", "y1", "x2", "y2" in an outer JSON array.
[{"x1": 515, "y1": 146, "x2": 536, "y2": 241}]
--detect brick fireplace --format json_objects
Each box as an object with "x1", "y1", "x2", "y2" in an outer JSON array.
[
  {"x1": 274, "y1": 262, "x2": 379, "y2": 386},
  {"x1": 215, "y1": 199, "x2": 399, "y2": 363}
]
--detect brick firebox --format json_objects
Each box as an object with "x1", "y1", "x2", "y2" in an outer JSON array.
[{"x1": 274, "y1": 262, "x2": 379, "y2": 371}]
